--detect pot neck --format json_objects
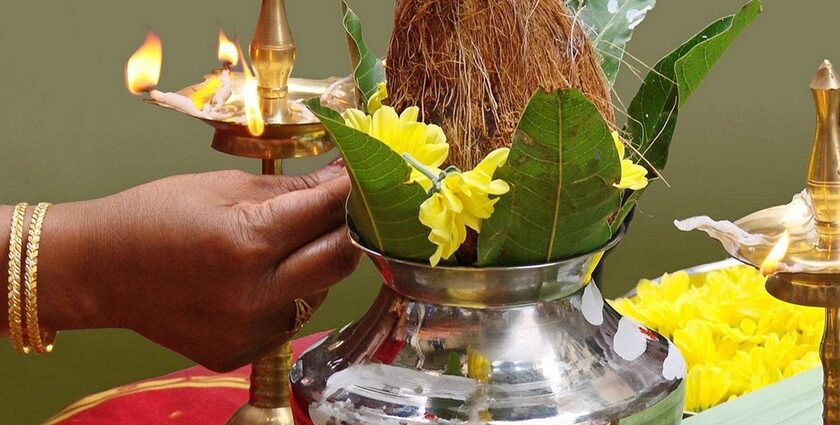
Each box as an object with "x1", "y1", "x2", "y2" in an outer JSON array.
[{"x1": 357, "y1": 233, "x2": 621, "y2": 308}]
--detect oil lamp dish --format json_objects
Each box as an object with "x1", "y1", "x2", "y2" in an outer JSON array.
[
  {"x1": 677, "y1": 60, "x2": 840, "y2": 277},
  {"x1": 144, "y1": 71, "x2": 356, "y2": 159},
  {"x1": 674, "y1": 189, "x2": 840, "y2": 274}
]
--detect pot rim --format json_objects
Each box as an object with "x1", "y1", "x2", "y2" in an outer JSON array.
[{"x1": 349, "y1": 224, "x2": 626, "y2": 271}]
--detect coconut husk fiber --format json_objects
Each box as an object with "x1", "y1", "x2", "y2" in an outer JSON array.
[{"x1": 387, "y1": 0, "x2": 615, "y2": 170}]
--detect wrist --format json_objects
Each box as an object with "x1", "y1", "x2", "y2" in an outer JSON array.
[{"x1": 37, "y1": 200, "x2": 114, "y2": 331}]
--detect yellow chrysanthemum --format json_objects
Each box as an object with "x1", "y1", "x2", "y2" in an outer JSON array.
[
  {"x1": 612, "y1": 131, "x2": 649, "y2": 191},
  {"x1": 685, "y1": 364, "x2": 734, "y2": 412},
  {"x1": 344, "y1": 106, "x2": 449, "y2": 190},
  {"x1": 367, "y1": 81, "x2": 388, "y2": 114},
  {"x1": 611, "y1": 266, "x2": 823, "y2": 413},
  {"x1": 419, "y1": 148, "x2": 510, "y2": 266},
  {"x1": 674, "y1": 321, "x2": 722, "y2": 366}
]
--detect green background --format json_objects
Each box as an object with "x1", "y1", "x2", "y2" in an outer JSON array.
[{"x1": 0, "y1": 0, "x2": 831, "y2": 423}]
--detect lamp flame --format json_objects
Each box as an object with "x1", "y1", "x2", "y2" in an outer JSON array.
[
  {"x1": 760, "y1": 230, "x2": 791, "y2": 276},
  {"x1": 237, "y1": 44, "x2": 265, "y2": 137},
  {"x1": 125, "y1": 30, "x2": 162, "y2": 94},
  {"x1": 217, "y1": 30, "x2": 239, "y2": 67}
]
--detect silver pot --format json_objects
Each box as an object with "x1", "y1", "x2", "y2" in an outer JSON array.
[{"x1": 291, "y1": 232, "x2": 685, "y2": 424}]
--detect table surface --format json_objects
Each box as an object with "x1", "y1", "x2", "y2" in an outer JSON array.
[
  {"x1": 685, "y1": 367, "x2": 822, "y2": 424},
  {"x1": 44, "y1": 329, "x2": 821, "y2": 424}
]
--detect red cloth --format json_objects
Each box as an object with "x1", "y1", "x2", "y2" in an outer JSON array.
[{"x1": 45, "y1": 332, "x2": 330, "y2": 425}]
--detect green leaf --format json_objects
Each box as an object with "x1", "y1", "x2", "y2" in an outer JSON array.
[
  {"x1": 566, "y1": 0, "x2": 658, "y2": 85},
  {"x1": 626, "y1": 0, "x2": 761, "y2": 172},
  {"x1": 342, "y1": 1, "x2": 386, "y2": 108},
  {"x1": 305, "y1": 98, "x2": 435, "y2": 262},
  {"x1": 610, "y1": 189, "x2": 642, "y2": 233},
  {"x1": 477, "y1": 89, "x2": 622, "y2": 266}
]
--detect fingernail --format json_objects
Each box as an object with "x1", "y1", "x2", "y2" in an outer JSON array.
[{"x1": 328, "y1": 156, "x2": 345, "y2": 167}]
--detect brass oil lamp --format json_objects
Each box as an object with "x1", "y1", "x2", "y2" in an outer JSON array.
[
  {"x1": 124, "y1": 1, "x2": 354, "y2": 424},
  {"x1": 764, "y1": 60, "x2": 840, "y2": 424},
  {"x1": 685, "y1": 60, "x2": 840, "y2": 424}
]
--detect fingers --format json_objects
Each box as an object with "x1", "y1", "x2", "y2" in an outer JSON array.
[
  {"x1": 264, "y1": 175, "x2": 351, "y2": 257},
  {"x1": 259, "y1": 160, "x2": 346, "y2": 196},
  {"x1": 269, "y1": 226, "x2": 361, "y2": 303}
]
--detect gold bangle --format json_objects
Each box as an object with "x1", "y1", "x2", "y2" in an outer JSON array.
[
  {"x1": 24, "y1": 202, "x2": 53, "y2": 354},
  {"x1": 7, "y1": 203, "x2": 29, "y2": 354}
]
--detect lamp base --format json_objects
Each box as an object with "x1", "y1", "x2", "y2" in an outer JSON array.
[
  {"x1": 225, "y1": 404, "x2": 295, "y2": 425},
  {"x1": 209, "y1": 122, "x2": 333, "y2": 160},
  {"x1": 227, "y1": 342, "x2": 296, "y2": 425},
  {"x1": 766, "y1": 274, "x2": 840, "y2": 425},
  {"x1": 766, "y1": 274, "x2": 840, "y2": 308}
]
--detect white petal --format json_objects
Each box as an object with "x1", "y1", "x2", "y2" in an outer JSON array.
[
  {"x1": 581, "y1": 283, "x2": 605, "y2": 326},
  {"x1": 662, "y1": 342, "x2": 687, "y2": 380},
  {"x1": 613, "y1": 317, "x2": 647, "y2": 361}
]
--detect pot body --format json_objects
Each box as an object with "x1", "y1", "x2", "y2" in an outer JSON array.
[{"x1": 292, "y1": 240, "x2": 685, "y2": 424}]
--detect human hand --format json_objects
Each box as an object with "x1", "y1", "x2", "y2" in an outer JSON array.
[{"x1": 26, "y1": 163, "x2": 358, "y2": 371}]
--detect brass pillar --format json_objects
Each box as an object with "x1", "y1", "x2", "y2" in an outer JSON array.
[
  {"x1": 824, "y1": 308, "x2": 840, "y2": 424},
  {"x1": 765, "y1": 60, "x2": 840, "y2": 425},
  {"x1": 250, "y1": 0, "x2": 296, "y2": 124},
  {"x1": 226, "y1": 2, "x2": 314, "y2": 424}
]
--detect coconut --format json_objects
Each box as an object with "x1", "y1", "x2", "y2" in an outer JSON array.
[{"x1": 386, "y1": 0, "x2": 614, "y2": 170}]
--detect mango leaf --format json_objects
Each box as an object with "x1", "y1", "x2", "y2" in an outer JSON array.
[
  {"x1": 626, "y1": 0, "x2": 761, "y2": 172},
  {"x1": 305, "y1": 98, "x2": 435, "y2": 261},
  {"x1": 610, "y1": 189, "x2": 642, "y2": 233},
  {"x1": 477, "y1": 89, "x2": 622, "y2": 266},
  {"x1": 566, "y1": 0, "x2": 658, "y2": 86},
  {"x1": 342, "y1": 1, "x2": 386, "y2": 108}
]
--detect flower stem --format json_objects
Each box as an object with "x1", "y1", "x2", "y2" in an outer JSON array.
[{"x1": 403, "y1": 153, "x2": 440, "y2": 180}]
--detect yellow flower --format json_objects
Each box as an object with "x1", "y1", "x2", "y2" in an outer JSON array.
[
  {"x1": 612, "y1": 131, "x2": 649, "y2": 191},
  {"x1": 344, "y1": 105, "x2": 449, "y2": 190},
  {"x1": 674, "y1": 320, "x2": 721, "y2": 366},
  {"x1": 785, "y1": 351, "x2": 821, "y2": 378},
  {"x1": 419, "y1": 148, "x2": 510, "y2": 266},
  {"x1": 612, "y1": 272, "x2": 702, "y2": 338},
  {"x1": 367, "y1": 81, "x2": 388, "y2": 114},
  {"x1": 611, "y1": 265, "x2": 824, "y2": 413},
  {"x1": 684, "y1": 364, "x2": 733, "y2": 412},
  {"x1": 582, "y1": 252, "x2": 605, "y2": 283}
]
